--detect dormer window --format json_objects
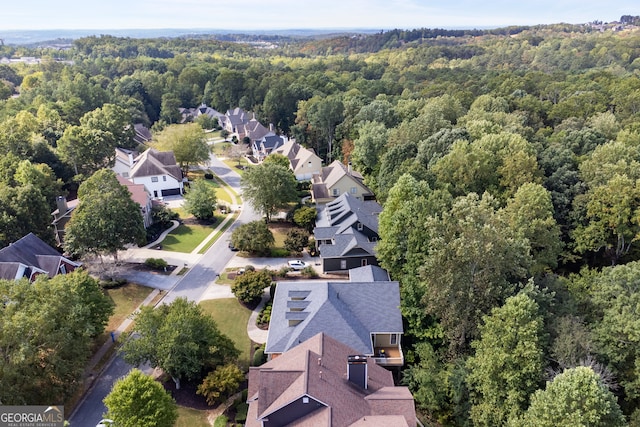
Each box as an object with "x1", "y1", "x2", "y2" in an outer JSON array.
[{"x1": 151, "y1": 176, "x2": 159, "y2": 183}]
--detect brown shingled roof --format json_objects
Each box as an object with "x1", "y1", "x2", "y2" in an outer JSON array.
[{"x1": 247, "y1": 333, "x2": 416, "y2": 427}]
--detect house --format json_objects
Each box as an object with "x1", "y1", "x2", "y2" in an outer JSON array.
[
  {"x1": 115, "y1": 175, "x2": 154, "y2": 228},
  {"x1": 265, "y1": 267, "x2": 404, "y2": 367},
  {"x1": 313, "y1": 193, "x2": 382, "y2": 273},
  {"x1": 179, "y1": 104, "x2": 224, "y2": 124},
  {"x1": 274, "y1": 139, "x2": 323, "y2": 180},
  {"x1": 219, "y1": 107, "x2": 250, "y2": 135},
  {"x1": 51, "y1": 196, "x2": 80, "y2": 246},
  {"x1": 248, "y1": 332, "x2": 416, "y2": 427},
  {"x1": 0, "y1": 233, "x2": 81, "y2": 282},
  {"x1": 311, "y1": 160, "x2": 374, "y2": 204},
  {"x1": 113, "y1": 147, "x2": 139, "y2": 179},
  {"x1": 133, "y1": 123, "x2": 152, "y2": 145},
  {"x1": 244, "y1": 118, "x2": 271, "y2": 143},
  {"x1": 126, "y1": 148, "x2": 184, "y2": 198},
  {"x1": 251, "y1": 134, "x2": 286, "y2": 161}
]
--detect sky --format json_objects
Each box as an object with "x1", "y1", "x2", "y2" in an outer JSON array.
[{"x1": 4, "y1": 0, "x2": 639, "y2": 31}]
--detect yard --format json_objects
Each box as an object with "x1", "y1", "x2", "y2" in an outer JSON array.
[{"x1": 199, "y1": 298, "x2": 253, "y2": 370}]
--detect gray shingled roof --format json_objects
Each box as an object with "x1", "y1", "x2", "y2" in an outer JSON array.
[
  {"x1": 130, "y1": 148, "x2": 182, "y2": 181},
  {"x1": 0, "y1": 233, "x2": 79, "y2": 279},
  {"x1": 349, "y1": 265, "x2": 391, "y2": 282},
  {"x1": 265, "y1": 280, "x2": 403, "y2": 355}
]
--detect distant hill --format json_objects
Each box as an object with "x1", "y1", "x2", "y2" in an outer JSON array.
[{"x1": 0, "y1": 28, "x2": 382, "y2": 46}]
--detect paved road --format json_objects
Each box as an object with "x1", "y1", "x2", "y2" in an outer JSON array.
[{"x1": 68, "y1": 154, "x2": 259, "y2": 427}]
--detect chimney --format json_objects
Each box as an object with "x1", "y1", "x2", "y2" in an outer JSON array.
[
  {"x1": 128, "y1": 152, "x2": 134, "y2": 167},
  {"x1": 347, "y1": 355, "x2": 368, "y2": 389},
  {"x1": 269, "y1": 123, "x2": 274, "y2": 132},
  {"x1": 56, "y1": 196, "x2": 68, "y2": 217},
  {"x1": 347, "y1": 161, "x2": 352, "y2": 174}
]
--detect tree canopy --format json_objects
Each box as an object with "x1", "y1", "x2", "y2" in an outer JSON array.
[{"x1": 241, "y1": 162, "x2": 298, "y2": 222}]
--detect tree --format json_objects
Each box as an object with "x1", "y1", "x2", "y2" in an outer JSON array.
[
  {"x1": 197, "y1": 364, "x2": 245, "y2": 406},
  {"x1": 231, "y1": 269, "x2": 272, "y2": 303},
  {"x1": 183, "y1": 178, "x2": 217, "y2": 220},
  {"x1": 152, "y1": 123, "x2": 210, "y2": 173},
  {"x1": 57, "y1": 125, "x2": 113, "y2": 178},
  {"x1": 104, "y1": 369, "x2": 178, "y2": 427},
  {"x1": 573, "y1": 173, "x2": 640, "y2": 264},
  {"x1": 515, "y1": 366, "x2": 626, "y2": 427},
  {"x1": 64, "y1": 169, "x2": 146, "y2": 261},
  {"x1": 241, "y1": 162, "x2": 298, "y2": 222},
  {"x1": 120, "y1": 297, "x2": 238, "y2": 389},
  {"x1": 231, "y1": 220, "x2": 275, "y2": 256},
  {"x1": 80, "y1": 103, "x2": 136, "y2": 149},
  {"x1": 293, "y1": 206, "x2": 317, "y2": 233},
  {"x1": 284, "y1": 228, "x2": 309, "y2": 253},
  {"x1": 262, "y1": 153, "x2": 291, "y2": 169},
  {"x1": 501, "y1": 183, "x2": 563, "y2": 275},
  {"x1": 0, "y1": 270, "x2": 113, "y2": 405},
  {"x1": 306, "y1": 95, "x2": 344, "y2": 162},
  {"x1": 466, "y1": 291, "x2": 545, "y2": 426},
  {"x1": 420, "y1": 192, "x2": 531, "y2": 354}
]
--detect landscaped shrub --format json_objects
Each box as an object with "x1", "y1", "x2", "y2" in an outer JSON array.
[
  {"x1": 213, "y1": 415, "x2": 228, "y2": 427},
  {"x1": 252, "y1": 345, "x2": 267, "y2": 366},
  {"x1": 234, "y1": 402, "x2": 248, "y2": 423},
  {"x1": 231, "y1": 269, "x2": 272, "y2": 303},
  {"x1": 256, "y1": 302, "x2": 272, "y2": 326},
  {"x1": 301, "y1": 265, "x2": 318, "y2": 278},
  {"x1": 144, "y1": 257, "x2": 168, "y2": 270},
  {"x1": 100, "y1": 278, "x2": 128, "y2": 289},
  {"x1": 204, "y1": 172, "x2": 214, "y2": 180},
  {"x1": 197, "y1": 364, "x2": 245, "y2": 406}
]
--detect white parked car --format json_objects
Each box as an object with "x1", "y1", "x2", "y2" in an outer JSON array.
[{"x1": 287, "y1": 260, "x2": 307, "y2": 270}]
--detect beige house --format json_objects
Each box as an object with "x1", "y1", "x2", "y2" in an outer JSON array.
[
  {"x1": 311, "y1": 160, "x2": 374, "y2": 204},
  {"x1": 275, "y1": 139, "x2": 323, "y2": 181}
]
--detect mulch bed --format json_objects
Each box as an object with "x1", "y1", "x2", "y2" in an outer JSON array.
[
  {"x1": 162, "y1": 378, "x2": 210, "y2": 410},
  {"x1": 129, "y1": 263, "x2": 178, "y2": 275}
]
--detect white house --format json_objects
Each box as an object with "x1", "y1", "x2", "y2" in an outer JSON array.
[{"x1": 115, "y1": 148, "x2": 184, "y2": 199}]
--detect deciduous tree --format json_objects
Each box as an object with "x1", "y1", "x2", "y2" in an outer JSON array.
[
  {"x1": 231, "y1": 220, "x2": 275, "y2": 256},
  {"x1": 152, "y1": 123, "x2": 210, "y2": 173},
  {"x1": 63, "y1": 169, "x2": 146, "y2": 261},
  {"x1": 241, "y1": 162, "x2": 298, "y2": 222},
  {"x1": 120, "y1": 298, "x2": 238, "y2": 389},
  {"x1": 183, "y1": 178, "x2": 217, "y2": 220},
  {"x1": 197, "y1": 364, "x2": 245, "y2": 406},
  {"x1": 104, "y1": 369, "x2": 178, "y2": 427}
]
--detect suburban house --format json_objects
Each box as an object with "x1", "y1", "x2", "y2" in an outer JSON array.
[
  {"x1": 116, "y1": 148, "x2": 184, "y2": 198},
  {"x1": 133, "y1": 123, "x2": 152, "y2": 145},
  {"x1": 251, "y1": 134, "x2": 286, "y2": 161},
  {"x1": 265, "y1": 266, "x2": 404, "y2": 367},
  {"x1": 115, "y1": 175, "x2": 154, "y2": 228},
  {"x1": 51, "y1": 196, "x2": 79, "y2": 246},
  {"x1": 310, "y1": 160, "x2": 375, "y2": 204},
  {"x1": 179, "y1": 103, "x2": 224, "y2": 124},
  {"x1": 52, "y1": 177, "x2": 154, "y2": 245},
  {"x1": 219, "y1": 107, "x2": 250, "y2": 135},
  {"x1": 0, "y1": 233, "x2": 81, "y2": 281},
  {"x1": 248, "y1": 332, "x2": 416, "y2": 427},
  {"x1": 244, "y1": 117, "x2": 271, "y2": 143},
  {"x1": 113, "y1": 147, "x2": 139, "y2": 178},
  {"x1": 313, "y1": 193, "x2": 382, "y2": 273},
  {"x1": 274, "y1": 139, "x2": 323, "y2": 180}
]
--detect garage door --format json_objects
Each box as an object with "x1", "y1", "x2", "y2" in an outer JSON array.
[{"x1": 161, "y1": 188, "x2": 181, "y2": 196}]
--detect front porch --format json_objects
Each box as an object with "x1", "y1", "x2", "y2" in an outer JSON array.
[{"x1": 372, "y1": 346, "x2": 403, "y2": 366}]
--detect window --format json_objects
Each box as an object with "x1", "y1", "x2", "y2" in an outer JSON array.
[
  {"x1": 357, "y1": 222, "x2": 363, "y2": 231},
  {"x1": 162, "y1": 176, "x2": 167, "y2": 181},
  {"x1": 390, "y1": 334, "x2": 398, "y2": 345},
  {"x1": 332, "y1": 188, "x2": 340, "y2": 197},
  {"x1": 371, "y1": 236, "x2": 378, "y2": 242},
  {"x1": 361, "y1": 259, "x2": 368, "y2": 267},
  {"x1": 350, "y1": 187, "x2": 357, "y2": 194},
  {"x1": 340, "y1": 260, "x2": 347, "y2": 269},
  {"x1": 151, "y1": 176, "x2": 158, "y2": 182}
]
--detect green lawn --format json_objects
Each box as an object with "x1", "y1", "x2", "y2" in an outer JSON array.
[
  {"x1": 176, "y1": 406, "x2": 211, "y2": 427},
  {"x1": 198, "y1": 213, "x2": 238, "y2": 254},
  {"x1": 199, "y1": 298, "x2": 252, "y2": 369},
  {"x1": 161, "y1": 222, "x2": 217, "y2": 253},
  {"x1": 93, "y1": 284, "x2": 153, "y2": 350}
]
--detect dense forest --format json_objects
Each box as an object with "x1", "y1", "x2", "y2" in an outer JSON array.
[{"x1": 2, "y1": 18, "x2": 640, "y2": 425}]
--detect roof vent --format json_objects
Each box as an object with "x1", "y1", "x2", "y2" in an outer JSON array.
[{"x1": 347, "y1": 355, "x2": 368, "y2": 389}]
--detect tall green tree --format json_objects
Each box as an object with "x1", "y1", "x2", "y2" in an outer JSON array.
[
  {"x1": 515, "y1": 366, "x2": 626, "y2": 427},
  {"x1": 306, "y1": 95, "x2": 344, "y2": 162},
  {"x1": 63, "y1": 169, "x2": 146, "y2": 261},
  {"x1": 183, "y1": 178, "x2": 217, "y2": 220},
  {"x1": 57, "y1": 125, "x2": 112, "y2": 177},
  {"x1": 80, "y1": 103, "x2": 136, "y2": 149},
  {"x1": 152, "y1": 123, "x2": 210, "y2": 173},
  {"x1": 120, "y1": 298, "x2": 238, "y2": 389},
  {"x1": 241, "y1": 162, "x2": 298, "y2": 222},
  {"x1": 420, "y1": 192, "x2": 531, "y2": 354},
  {"x1": 0, "y1": 270, "x2": 113, "y2": 404},
  {"x1": 104, "y1": 369, "x2": 178, "y2": 427},
  {"x1": 466, "y1": 291, "x2": 545, "y2": 426}
]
